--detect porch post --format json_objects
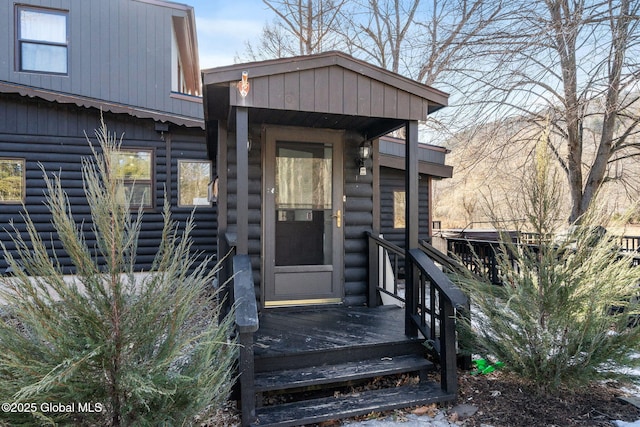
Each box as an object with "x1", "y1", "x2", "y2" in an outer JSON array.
[
  {"x1": 236, "y1": 107, "x2": 249, "y2": 255},
  {"x1": 405, "y1": 120, "x2": 419, "y2": 337}
]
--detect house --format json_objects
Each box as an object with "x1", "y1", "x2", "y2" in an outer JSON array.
[
  {"x1": 0, "y1": 1, "x2": 464, "y2": 424},
  {"x1": 202, "y1": 52, "x2": 467, "y2": 427},
  {"x1": 377, "y1": 135, "x2": 452, "y2": 249},
  {"x1": 0, "y1": 0, "x2": 216, "y2": 274}
]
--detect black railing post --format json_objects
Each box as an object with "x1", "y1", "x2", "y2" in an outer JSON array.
[
  {"x1": 368, "y1": 233, "x2": 380, "y2": 307},
  {"x1": 440, "y1": 294, "x2": 457, "y2": 394},
  {"x1": 233, "y1": 255, "x2": 259, "y2": 427},
  {"x1": 238, "y1": 331, "x2": 255, "y2": 427},
  {"x1": 405, "y1": 259, "x2": 418, "y2": 338}
]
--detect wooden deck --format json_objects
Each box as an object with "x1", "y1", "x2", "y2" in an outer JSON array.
[
  {"x1": 255, "y1": 305, "x2": 420, "y2": 359},
  {"x1": 246, "y1": 305, "x2": 452, "y2": 427},
  {"x1": 229, "y1": 250, "x2": 466, "y2": 426}
]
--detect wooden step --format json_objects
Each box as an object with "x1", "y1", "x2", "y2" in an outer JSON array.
[
  {"x1": 252, "y1": 382, "x2": 454, "y2": 427},
  {"x1": 254, "y1": 340, "x2": 427, "y2": 372},
  {"x1": 255, "y1": 354, "x2": 432, "y2": 393},
  {"x1": 255, "y1": 354, "x2": 433, "y2": 393}
]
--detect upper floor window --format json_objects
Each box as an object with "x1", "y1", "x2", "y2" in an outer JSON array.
[
  {"x1": 0, "y1": 158, "x2": 25, "y2": 203},
  {"x1": 171, "y1": 16, "x2": 200, "y2": 96},
  {"x1": 112, "y1": 149, "x2": 153, "y2": 209},
  {"x1": 17, "y1": 6, "x2": 68, "y2": 74},
  {"x1": 178, "y1": 160, "x2": 211, "y2": 207}
]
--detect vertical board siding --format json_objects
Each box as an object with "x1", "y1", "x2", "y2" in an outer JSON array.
[
  {"x1": 314, "y1": 67, "x2": 329, "y2": 112},
  {"x1": 228, "y1": 65, "x2": 428, "y2": 121},
  {"x1": 0, "y1": 95, "x2": 213, "y2": 274},
  {"x1": 379, "y1": 166, "x2": 430, "y2": 249},
  {"x1": 0, "y1": 0, "x2": 202, "y2": 120},
  {"x1": 284, "y1": 72, "x2": 300, "y2": 111}
]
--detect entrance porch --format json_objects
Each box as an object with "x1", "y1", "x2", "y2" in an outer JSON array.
[{"x1": 202, "y1": 51, "x2": 466, "y2": 426}]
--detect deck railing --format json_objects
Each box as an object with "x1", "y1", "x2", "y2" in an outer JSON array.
[
  {"x1": 367, "y1": 233, "x2": 406, "y2": 307},
  {"x1": 446, "y1": 233, "x2": 640, "y2": 284},
  {"x1": 367, "y1": 232, "x2": 469, "y2": 395}
]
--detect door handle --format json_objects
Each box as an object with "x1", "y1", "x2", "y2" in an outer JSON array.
[{"x1": 332, "y1": 209, "x2": 342, "y2": 228}]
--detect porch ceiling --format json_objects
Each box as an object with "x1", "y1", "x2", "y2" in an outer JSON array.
[{"x1": 238, "y1": 106, "x2": 405, "y2": 139}]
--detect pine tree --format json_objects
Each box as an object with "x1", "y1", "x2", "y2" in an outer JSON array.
[
  {"x1": 0, "y1": 118, "x2": 236, "y2": 426},
  {"x1": 454, "y1": 130, "x2": 640, "y2": 391}
]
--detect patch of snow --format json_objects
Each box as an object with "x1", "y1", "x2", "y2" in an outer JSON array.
[{"x1": 615, "y1": 421, "x2": 640, "y2": 427}]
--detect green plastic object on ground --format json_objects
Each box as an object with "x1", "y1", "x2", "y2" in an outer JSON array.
[{"x1": 472, "y1": 358, "x2": 504, "y2": 375}]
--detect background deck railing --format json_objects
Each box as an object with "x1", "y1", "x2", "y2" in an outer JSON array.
[
  {"x1": 367, "y1": 232, "x2": 469, "y2": 395},
  {"x1": 445, "y1": 232, "x2": 640, "y2": 284}
]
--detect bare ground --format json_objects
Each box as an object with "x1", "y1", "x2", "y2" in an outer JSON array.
[{"x1": 204, "y1": 370, "x2": 640, "y2": 426}]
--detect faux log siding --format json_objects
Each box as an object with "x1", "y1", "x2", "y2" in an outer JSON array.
[
  {"x1": 379, "y1": 166, "x2": 430, "y2": 249},
  {"x1": 225, "y1": 131, "x2": 263, "y2": 299},
  {"x1": 223, "y1": 127, "x2": 371, "y2": 306},
  {"x1": 229, "y1": 66, "x2": 430, "y2": 121},
  {"x1": 0, "y1": 96, "x2": 213, "y2": 273},
  {"x1": 343, "y1": 134, "x2": 373, "y2": 306},
  {"x1": 169, "y1": 132, "x2": 218, "y2": 269}
]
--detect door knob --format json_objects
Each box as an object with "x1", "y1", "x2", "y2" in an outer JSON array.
[{"x1": 332, "y1": 209, "x2": 342, "y2": 228}]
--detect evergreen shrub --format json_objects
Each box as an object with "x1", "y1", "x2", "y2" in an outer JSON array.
[
  {"x1": 453, "y1": 136, "x2": 640, "y2": 391},
  {"x1": 0, "y1": 119, "x2": 236, "y2": 426}
]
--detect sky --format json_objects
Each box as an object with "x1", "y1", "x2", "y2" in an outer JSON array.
[{"x1": 188, "y1": 0, "x2": 276, "y2": 69}]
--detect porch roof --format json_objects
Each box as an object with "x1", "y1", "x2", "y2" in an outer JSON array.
[{"x1": 202, "y1": 51, "x2": 448, "y2": 138}]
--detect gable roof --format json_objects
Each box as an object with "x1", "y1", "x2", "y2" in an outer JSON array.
[{"x1": 202, "y1": 52, "x2": 448, "y2": 136}]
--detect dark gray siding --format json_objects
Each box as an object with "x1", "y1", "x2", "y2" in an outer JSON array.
[
  {"x1": 343, "y1": 133, "x2": 373, "y2": 306},
  {"x1": 0, "y1": 94, "x2": 214, "y2": 273},
  {"x1": 228, "y1": 66, "x2": 430, "y2": 121},
  {"x1": 225, "y1": 128, "x2": 263, "y2": 299},
  {"x1": 379, "y1": 166, "x2": 430, "y2": 249},
  {"x1": 0, "y1": 0, "x2": 202, "y2": 120},
  {"x1": 222, "y1": 127, "x2": 371, "y2": 306},
  {"x1": 380, "y1": 138, "x2": 447, "y2": 164}
]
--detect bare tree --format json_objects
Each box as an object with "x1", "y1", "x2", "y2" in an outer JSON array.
[
  {"x1": 341, "y1": 0, "x2": 420, "y2": 74},
  {"x1": 413, "y1": 0, "x2": 506, "y2": 86},
  {"x1": 237, "y1": 23, "x2": 300, "y2": 62},
  {"x1": 264, "y1": 0, "x2": 347, "y2": 55},
  {"x1": 455, "y1": 0, "x2": 640, "y2": 222}
]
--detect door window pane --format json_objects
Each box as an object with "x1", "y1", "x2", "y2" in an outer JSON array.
[{"x1": 275, "y1": 142, "x2": 333, "y2": 266}]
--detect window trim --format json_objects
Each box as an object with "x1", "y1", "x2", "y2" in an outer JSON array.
[
  {"x1": 177, "y1": 159, "x2": 212, "y2": 208},
  {"x1": 113, "y1": 148, "x2": 155, "y2": 210},
  {"x1": 16, "y1": 5, "x2": 69, "y2": 75},
  {"x1": 0, "y1": 158, "x2": 26, "y2": 204}
]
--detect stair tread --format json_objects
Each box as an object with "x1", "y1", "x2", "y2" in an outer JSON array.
[
  {"x1": 252, "y1": 382, "x2": 454, "y2": 427},
  {"x1": 255, "y1": 354, "x2": 432, "y2": 392}
]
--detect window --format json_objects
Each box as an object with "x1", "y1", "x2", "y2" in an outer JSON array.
[
  {"x1": 178, "y1": 160, "x2": 211, "y2": 207},
  {"x1": 17, "y1": 6, "x2": 68, "y2": 74},
  {"x1": 112, "y1": 150, "x2": 153, "y2": 208},
  {"x1": 170, "y1": 16, "x2": 200, "y2": 96},
  {"x1": 0, "y1": 158, "x2": 25, "y2": 203},
  {"x1": 393, "y1": 190, "x2": 405, "y2": 228}
]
